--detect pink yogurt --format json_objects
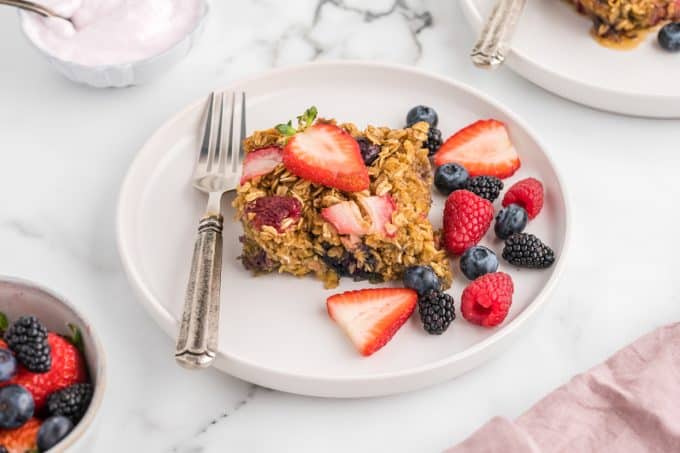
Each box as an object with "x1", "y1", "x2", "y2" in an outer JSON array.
[{"x1": 21, "y1": 0, "x2": 205, "y2": 66}]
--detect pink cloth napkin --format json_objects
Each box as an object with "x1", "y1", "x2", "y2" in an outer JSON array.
[{"x1": 447, "y1": 323, "x2": 680, "y2": 453}]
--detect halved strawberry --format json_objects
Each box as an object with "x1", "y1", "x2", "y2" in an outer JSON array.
[
  {"x1": 434, "y1": 119, "x2": 520, "y2": 179},
  {"x1": 321, "y1": 195, "x2": 396, "y2": 237},
  {"x1": 240, "y1": 146, "x2": 283, "y2": 184},
  {"x1": 327, "y1": 288, "x2": 417, "y2": 356},
  {"x1": 283, "y1": 123, "x2": 369, "y2": 192}
]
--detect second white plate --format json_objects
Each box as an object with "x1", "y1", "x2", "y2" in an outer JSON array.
[
  {"x1": 117, "y1": 62, "x2": 570, "y2": 397},
  {"x1": 461, "y1": 0, "x2": 680, "y2": 118}
]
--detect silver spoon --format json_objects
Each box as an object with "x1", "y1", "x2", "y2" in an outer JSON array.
[
  {"x1": 470, "y1": 0, "x2": 526, "y2": 69},
  {"x1": 0, "y1": 0, "x2": 72, "y2": 22}
]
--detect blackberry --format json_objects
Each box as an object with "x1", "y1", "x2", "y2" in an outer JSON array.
[
  {"x1": 47, "y1": 383, "x2": 94, "y2": 423},
  {"x1": 5, "y1": 316, "x2": 51, "y2": 373},
  {"x1": 418, "y1": 290, "x2": 455, "y2": 335},
  {"x1": 502, "y1": 233, "x2": 555, "y2": 269},
  {"x1": 464, "y1": 176, "x2": 503, "y2": 202},
  {"x1": 356, "y1": 137, "x2": 380, "y2": 165},
  {"x1": 424, "y1": 127, "x2": 442, "y2": 156}
]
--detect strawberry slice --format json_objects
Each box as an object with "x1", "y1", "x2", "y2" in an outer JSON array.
[
  {"x1": 358, "y1": 195, "x2": 397, "y2": 236},
  {"x1": 327, "y1": 288, "x2": 417, "y2": 356},
  {"x1": 283, "y1": 123, "x2": 369, "y2": 192},
  {"x1": 240, "y1": 146, "x2": 283, "y2": 184},
  {"x1": 434, "y1": 119, "x2": 520, "y2": 179},
  {"x1": 321, "y1": 200, "x2": 369, "y2": 236},
  {"x1": 321, "y1": 195, "x2": 396, "y2": 236}
]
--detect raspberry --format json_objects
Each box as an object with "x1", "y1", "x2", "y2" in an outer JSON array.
[
  {"x1": 442, "y1": 190, "x2": 494, "y2": 255},
  {"x1": 5, "y1": 316, "x2": 51, "y2": 373},
  {"x1": 461, "y1": 272, "x2": 514, "y2": 327},
  {"x1": 0, "y1": 417, "x2": 40, "y2": 453},
  {"x1": 502, "y1": 178, "x2": 544, "y2": 219},
  {"x1": 464, "y1": 176, "x2": 503, "y2": 202},
  {"x1": 245, "y1": 196, "x2": 302, "y2": 233}
]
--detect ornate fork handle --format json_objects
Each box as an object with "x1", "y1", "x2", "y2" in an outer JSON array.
[
  {"x1": 175, "y1": 214, "x2": 223, "y2": 369},
  {"x1": 471, "y1": 0, "x2": 527, "y2": 68}
]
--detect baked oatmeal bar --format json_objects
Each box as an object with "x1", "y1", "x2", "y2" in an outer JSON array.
[
  {"x1": 233, "y1": 113, "x2": 452, "y2": 289},
  {"x1": 570, "y1": 0, "x2": 680, "y2": 39}
]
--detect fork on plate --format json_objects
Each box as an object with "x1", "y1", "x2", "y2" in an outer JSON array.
[{"x1": 175, "y1": 91, "x2": 246, "y2": 369}]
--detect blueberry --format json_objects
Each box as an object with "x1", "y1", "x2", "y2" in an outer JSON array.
[
  {"x1": 659, "y1": 23, "x2": 680, "y2": 52},
  {"x1": 460, "y1": 246, "x2": 499, "y2": 280},
  {"x1": 403, "y1": 265, "x2": 441, "y2": 295},
  {"x1": 495, "y1": 204, "x2": 528, "y2": 240},
  {"x1": 434, "y1": 163, "x2": 469, "y2": 195},
  {"x1": 0, "y1": 349, "x2": 16, "y2": 382},
  {"x1": 356, "y1": 137, "x2": 380, "y2": 166},
  {"x1": 37, "y1": 415, "x2": 73, "y2": 452},
  {"x1": 406, "y1": 105, "x2": 438, "y2": 127},
  {"x1": 0, "y1": 385, "x2": 34, "y2": 429}
]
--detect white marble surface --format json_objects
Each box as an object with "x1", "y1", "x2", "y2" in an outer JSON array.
[{"x1": 1, "y1": 1, "x2": 680, "y2": 451}]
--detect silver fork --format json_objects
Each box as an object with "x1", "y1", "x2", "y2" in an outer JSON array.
[{"x1": 175, "y1": 91, "x2": 245, "y2": 369}]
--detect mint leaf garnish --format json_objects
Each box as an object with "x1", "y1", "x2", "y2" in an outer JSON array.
[
  {"x1": 275, "y1": 121, "x2": 297, "y2": 136},
  {"x1": 66, "y1": 323, "x2": 85, "y2": 354},
  {"x1": 0, "y1": 312, "x2": 7, "y2": 334},
  {"x1": 296, "y1": 106, "x2": 318, "y2": 130}
]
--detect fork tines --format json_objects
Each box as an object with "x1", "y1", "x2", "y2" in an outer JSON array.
[{"x1": 195, "y1": 91, "x2": 246, "y2": 184}]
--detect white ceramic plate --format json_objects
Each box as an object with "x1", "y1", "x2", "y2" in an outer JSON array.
[
  {"x1": 460, "y1": 0, "x2": 680, "y2": 118},
  {"x1": 117, "y1": 62, "x2": 570, "y2": 397}
]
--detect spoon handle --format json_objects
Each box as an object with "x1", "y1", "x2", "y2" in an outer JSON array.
[
  {"x1": 0, "y1": 0, "x2": 68, "y2": 20},
  {"x1": 470, "y1": 0, "x2": 527, "y2": 69}
]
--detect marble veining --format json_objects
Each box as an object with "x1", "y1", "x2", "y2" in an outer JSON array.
[{"x1": 1, "y1": 0, "x2": 680, "y2": 451}]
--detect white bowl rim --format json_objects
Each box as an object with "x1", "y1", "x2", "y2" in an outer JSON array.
[
  {"x1": 17, "y1": 0, "x2": 209, "y2": 70},
  {"x1": 0, "y1": 274, "x2": 107, "y2": 452},
  {"x1": 116, "y1": 60, "x2": 572, "y2": 386}
]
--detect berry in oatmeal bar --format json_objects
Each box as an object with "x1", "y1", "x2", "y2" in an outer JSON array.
[
  {"x1": 356, "y1": 137, "x2": 381, "y2": 166},
  {"x1": 234, "y1": 108, "x2": 452, "y2": 289},
  {"x1": 321, "y1": 195, "x2": 396, "y2": 237},
  {"x1": 244, "y1": 196, "x2": 302, "y2": 233},
  {"x1": 240, "y1": 146, "x2": 283, "y2": 184}
]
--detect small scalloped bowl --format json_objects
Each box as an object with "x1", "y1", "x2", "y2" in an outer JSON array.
[
  {"x1": 18, "y1": 1, "x2": 209, "y2": 88},
  {"x1": 0, "y1": 276, "x2": 106, "y2": 453}
]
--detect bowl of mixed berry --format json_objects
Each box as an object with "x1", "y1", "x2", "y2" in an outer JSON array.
[{"x1": 0, "y1": 278, "x2": 105, "y2": 452}]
